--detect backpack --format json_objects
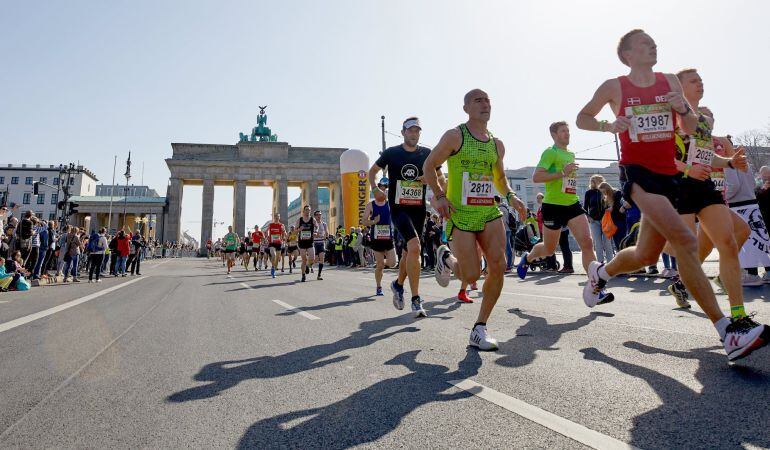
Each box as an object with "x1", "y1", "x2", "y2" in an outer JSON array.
[
  {"x1": 619, "y1": 222, "x2": 640, "y2": 250},
  {"x1": 507, "y1": 211, "x2": 518, "y2": 232}
]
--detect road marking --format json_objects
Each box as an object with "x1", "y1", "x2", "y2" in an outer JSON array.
[
  {"x1": 272, "y1": 300, "x2": 320, "y2": 320},
  {"x1": 237, "y1": 283, "x2": 320, "y2": 320},
  {"x1": 0, "y1": 281, "x2": 180, "y2": 440},
  {"x1": 0, "y1": 277, "x2": 148, "y2": 334},
  {"x1": 0, "y1": 301, "x2": 9, "y2": 304},
  {"x1": 448, "y1": 379, "x2": 638, "y2": 450}
]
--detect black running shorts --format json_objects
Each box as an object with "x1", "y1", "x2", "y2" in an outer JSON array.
[
  {"x1": 391, "y1": 206, "x2": 426, "y2": 244},
  {"x1": 619, "y1": 164, "x2": 679, "y2": 209},
  {"x1": 540, "y1": 202, "x2": 586, "y2": 231},
  {"x1": 676, "y1": 177, "x2": 726, "y2": 215}
]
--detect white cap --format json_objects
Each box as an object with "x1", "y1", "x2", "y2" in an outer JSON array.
[{"x1": 402, "y1": 117, "x2": 421, "y2": 130}]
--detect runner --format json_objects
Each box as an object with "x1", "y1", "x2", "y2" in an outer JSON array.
[
  {"x1": 515, "y1": 122, "x2": 614, "y2": 302},
  {"x1": 312, "y1": 210, "x2": 328, "y2": 280},
  {"x1": 424, "y1": 88, "x2": 526, "y2": 350},
  {"x1": 215, "y1": 239, "x2": 224, "y2": 266},
  {"x1": 239, "y1": 237, "x2": 250, "y2": 270},
  {"x1": 286, "y1": 226, "x2": 299, "y2": 274},
  {"x1": 362, "y1": 177, "x2": 397, "y2": 296},
  {"x1": 369, "y1": 116, "x2": 443, "y2": 318},
  {"x1": 259, "y1": 236, "x2": 269, "y2": 270},
  {"x1": 250, "y1": 225, "x2": 264, "y2": 271},
  {"x1": 222, "y1": 226, "x2": 239, "y2": 276},
  {"x1": 267, "y1": 213, "x2": 286, "y2": 279},
  {"x1": 296, "y1": 205, "x2": 316, "y2": 282},
  {"x1": 575, "y1": 29, "x2": 767, "y2": 361},
  {"x1": 662, "y1": 68, "x2": 752, "y2": 313},
  {"x1": 205, "y1": 239, "x2": 212, "y2": 259}
]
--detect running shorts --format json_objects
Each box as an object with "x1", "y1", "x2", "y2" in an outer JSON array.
[
  {"x1": 269, "y1": 243, "x2": 282, "y2": 251},
  {"x1": 619, "y1": 164, "x2": 679, "y2": 209},
  {"x1": 391, "y1": 206, "x2": 426, "y2": 243},
  {"x1": 541, "y1": 202, "x2": 586, "y2": 230},
  {"x1": 370, "y1": 239, "x2": 394, "y2": 253},
  {"x1": 298, "y1": 240, "x2": 313, "y2": 250},
  {"x1": 445, "y1": 205, "x2": 502, "y2": 240},
  {"x1": 287, "y1": 245, "x2": 298, "y2": 253},
  {"x1": 313, "y1": 242, "x2": 325, "y2": 254},
  {"x1": 676, "y1": 177, "x2": 726, "y2": 215}
]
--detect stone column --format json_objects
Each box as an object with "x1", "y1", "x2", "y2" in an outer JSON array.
[
  {"x1": 272, "y1": 178, "x2": 288, "y2": 226},
  {"x1": 328, "y1": 181, "x2": 342, "y2": 233},
  {"x1": 90, "y1": 213, "x2": 100, "y2": 233},
  {"x1": 302, "y1": 180, "x2": 319, "y2": 211},
  {"x1": 110, "y1": 212, "x2": 120, "y2": 233},
  {"x1": 165, "y1": 177, "x2": 184, "y2": 243},
  {"x1": 233, "y1": 180, "x2": 246, "y2": 236},
  {"x1": 200, "y1": 177, "x2": 214, "y2": 255}
]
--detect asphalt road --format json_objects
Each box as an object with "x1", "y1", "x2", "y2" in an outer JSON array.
[{"x1": 1, "y1": 257, "x2": 770, "y2": 449}]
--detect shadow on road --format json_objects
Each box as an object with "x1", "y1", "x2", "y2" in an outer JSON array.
[
  {"x1": 495, "y1": 309, "x2": 610, "y2": 369},
  {"x1": 236, "y1": 349, "x2": 481, "y2": 449},
  {"x1": 581, "y1": 341, "x2": 770, "y2": 449}
]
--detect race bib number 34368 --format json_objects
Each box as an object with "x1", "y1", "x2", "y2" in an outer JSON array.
[
  {"x1": 395, "y1": 180, "x2": 424, "y2": 206},
  {"x1": 461, "y1": 172, "x2": 494, "y2": 206},
  {"x1": 625, "y1": 103, "x2": 673, "y2": 143}
]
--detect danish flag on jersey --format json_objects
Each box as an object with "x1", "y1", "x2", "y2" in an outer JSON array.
[{"x1": 627, "y1": 97, "x2": 641, "y2": 106}]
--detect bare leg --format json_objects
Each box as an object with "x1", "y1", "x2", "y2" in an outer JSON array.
[
  {"x1": 699, "y1": 204, "x2": 743, "y2": 309},
  {"x1": 566, "y1": 214, "x2": 597, "y2": 270}
]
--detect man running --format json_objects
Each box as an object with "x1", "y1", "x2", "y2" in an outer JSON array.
[
  {"x1": 312, "y1": 210, "x2": 327, "y2": 280},
  {"x1": 267, "y1": 213, "x2": 286, "y2": 279},
  {"x1": 205, "y1": 239, "x2": 212, "y2": 259},
  {"x1": 663, "y1": 68, "x2": 752, "y2": 315},
  {"x1": 250, "y1": 225, "x2": 264, "y2": 271},
  {"x1": 424, "y1": 89, "x2": 526, "y2": 350},
  {"x1": 296, "y1": 205, "x2": 316, "y2": 282},
  {"x1": 222, "y1": 226, "x2": 239, "y2": 276},
  {"x1": 576, "y1": 29, "x2": 767, "y2": 361},
  {"x1": 362, "y1": 177, "x2": 397, "y2": 296},
  {"x1": 369, "y1": 116, "x2": 444, "y2": 318},
  {"x1": 286, "y1": 226, "x2": 299, "y2": 273},
  {"x1": 515, "y1": 122, "x2": 614, "y2": 302}
]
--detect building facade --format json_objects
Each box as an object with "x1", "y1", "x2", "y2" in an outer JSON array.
[{"x1": 0, "y1": 164, "x2": 98, "y2": 221}]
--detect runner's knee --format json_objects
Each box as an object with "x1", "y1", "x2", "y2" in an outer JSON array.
[{"x1": 406, "y1": 238, "x2": 420, "y2": 254}]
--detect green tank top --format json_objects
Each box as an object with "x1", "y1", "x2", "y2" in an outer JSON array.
[{"x1": 447, "y1": 124, "x2": 498, "y2": 210}]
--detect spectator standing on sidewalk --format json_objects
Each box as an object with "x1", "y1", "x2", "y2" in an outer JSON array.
[
  {"x1": 115, "y1": 230, "x2": 130, "y2": 276},
  {"x1": 129, "y1": 231, "x2": 143, "y2": 275},
  {"x1": 87, "y1": 227, "x2": 108, "y2": 283},
  {"x1": 63, "y1": 226, "x2": 82, "y2": 282}
]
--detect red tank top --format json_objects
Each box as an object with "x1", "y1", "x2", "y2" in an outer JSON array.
[
  {"x1": 267, "y1": 223, "x2": 284, "y2": 244},
  {"x1": 617, "y1": 72, "x2": 677, "y2": 175},
  {"x1": 251, "y1": 231, "x2": 263, "y2": 244}
]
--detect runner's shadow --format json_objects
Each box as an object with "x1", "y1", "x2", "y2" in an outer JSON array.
[
  {"x1": 166, "y1": 315, "x2": 421, "y2": 403},
  {"x1": 496, "y1": 309, "x2": 609, "y2": 369},
  {"x1": 236, "y1": 349, "x2": 482, "y2": 449},
  {"x1": 224, "y1": 280, "x2": 299, "y2": 292},
  {"x1": 276, "y1": 296, "x2": 377, "y2": 315},
  {"x1": 581, "y1": 341, "x2": 770, "y2": 449}
]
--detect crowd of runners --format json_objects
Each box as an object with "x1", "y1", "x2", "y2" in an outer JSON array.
[{"x1": 206, "y1": 29, "x2": 769, "y2": 363}]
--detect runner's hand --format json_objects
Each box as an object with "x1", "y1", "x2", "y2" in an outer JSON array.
[
  {"x1": 373, "y1": 187, "x2": 387, "y2": 201},
  {"x1": 433, "y1": 196, "x2": 455, "y2": 220},
  {"x1": 687, "y1": 164, "x2": 711, "y2": 181},
  {"x1": 698, "y1": 106, "x2": 714, "y2": 118},
  {"x1": 610, "y1": 117, "x2": 632, "y2": 133},
  {"x1": 732, "y1": 147, "x2": 748, "y2": 172},
  {"x1": 563, "y1": 163, "x2": 579, "y2": 175},
  {"x1": 666, "y1": 91, "x2": 687, "y2": 114},
  {"x1": 509, "y1": 195, "x2": 526, "y2": 220}
]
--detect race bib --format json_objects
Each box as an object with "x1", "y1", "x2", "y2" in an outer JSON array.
[
  {"x1": 461, "y1": 172, "x2": 494, "y2": 206},
  {"x1": 562, "y1": 170, "x2": 577, "y2": 194},
  {"x1": 270, "y1": 233, "x2": 280, "y2": 243},
  {"x1": 395, "y1": 180, "x2": 424, "y2": 206},
  {"x1": 374, "y1": 224, "x2": 391, "y2": 240},
  {"x1": 711, "y1": 172, "x2": 725, "y2": 192},
  {"x1": 687, "y1": 138, "x2": 714, "y2": 167},
  {"x1": 300, "y1": 230, "x2": 312, "y2": 240},
  {"x1": 625, "y1": 103, "x2": 674, "y2": 143}
]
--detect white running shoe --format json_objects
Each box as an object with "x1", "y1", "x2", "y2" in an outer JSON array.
[
  {"x1": 742, "y1": 273, "x2": 764, "y2": 287},
  {"x1": 391, "y1": 280, "x2": 405, "y2": 310},
  {"x1": 434, "y1": 244, "x2": 452, "y2": 288},
  {"x1": 411, "y1": 297, "x2": 427, "y2": 318},
  {"x1": 660, "y1": 268, "x2": 672, "y2": 278},
  {"x1": 583, "y1": 261, "x2": 614, "y2": 308},
  {"x1": 723, "y1": 316, "x2": 769, "y2": 361},
  {"x1": 469, "y1": 324, "x2": 498, "y2": 351}
]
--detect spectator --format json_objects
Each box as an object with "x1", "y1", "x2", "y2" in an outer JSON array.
[
  {"x1": 56, "y1": 225, "x2": 70, "y2": 277},
  {"x1": 63, "y1": 226, "x2": 82, "y2": 282},
  {"x1": 87, "y1": 227, "x2": 108, "y2": 282},
  {"x1": 31, "y1": 219, "x2": 48, "y2": 280},
  {"x1": 115, "y1": 230, "x2": 130, "y2": 276},
  {"x1": 599, "y1": 182, "x2": 626, "y2": 252},
  {"x1": 18, "y1": 211, "x2": 34, "y2": 265},
  {"x1": 585, "y1": 174, "x2": 612, "y2": 264}
]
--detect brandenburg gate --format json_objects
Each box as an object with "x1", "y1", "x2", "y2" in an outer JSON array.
[{"x1": 164, "y1": 108, "x2": 346, "y2": 254}]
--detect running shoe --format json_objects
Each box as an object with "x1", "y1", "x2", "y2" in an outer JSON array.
[
  {"x1": 457, "y1": 289, "x2": 473, "y2": 303},
  {"x1": 305, "y1": 266, "x2": 310, "y2": 275},
  {"x1": 411, "y1": 296, "x2": 427, "y2": 318},
  {"x1": 301, "y1": 274, "x2": 306, "y2": 282},
  {"x1": 647, "y1": 266, "x2": 659, "y2": 275},
  {"x1": 713, "y1": 275, "x2": 725, "y2": 293},
  {"x1": 434, "y1": 244, "x2": 452, "y2": 287},
  {"x1": 469, "y1": 324, "x2": 498, "y2": 351},
  {"x1": 391, "y1": 280, "x2": 404, "y2": 310},
  {"x1": 583, "y1": 261, "x2": 615, "y2": 308},
  {"x1": 516, "y1": 252, "x2": 529, "y2": 279},
  {"x1": 270, "y1": 267, "x2": 276, "y2": 278},
  {"x1": 558, "y1": 267, "x2": 574, "y2": 274},
  {"x1": 376, "y1": 286, "x2": 383, "y2": 296},
  {"x1": 723, "y1": 315, "x2": 769, "y2": 361},
  {"x1": 667, "y1": 281, "x2": 691, "y2": 309},
  {"x1": 742, "y1": 272, "x2": 764, "y2": 287}
]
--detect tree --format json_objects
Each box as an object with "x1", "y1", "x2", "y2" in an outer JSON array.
[{"x1": 734, "y1": 127, "x2": 770, "y2": 170}]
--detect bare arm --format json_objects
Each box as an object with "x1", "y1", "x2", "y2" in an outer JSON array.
[
  {"x1": 368, "y1": 162, "x2": 385, "y2": 198},
  {"x1": 532, "y1": 167, "x2": 566, "y2": 183},
  {"x1": 361, "y1": 202, "x2": 377, "y2": 226},
  {"x1": 492, "y1": 139, "x2": 526, "y2": 218},
  {"x1": 665, "y1": 74, "x2": 698, "y2": 135},
  {"x1": 576, "y1": 79, "x2": 628, "y2": 133},
  {"x1": 423, "y1": 129, "x2": 462, "y2": 219}
]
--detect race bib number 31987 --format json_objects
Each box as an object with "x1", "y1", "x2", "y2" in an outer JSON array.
[{"x1": 625, "y1": 103, "x2": 674, "y2": 143}]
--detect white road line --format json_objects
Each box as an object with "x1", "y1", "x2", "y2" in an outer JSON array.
[
  {"x1": 0, "y1": 277, "x2": 148, "y2": 334},
  {"x1": 272, "y1": 300, "x2": 320, "y2": 320},
  {"x1": 237, "y1": 283, "x2": 320, "y2": 320},
  {"x1": 448, "y1": 379, "x2": 638, "y2": 450},
  {"x1": 0, "y1": 301, "x2": 9, "y2": 304}
]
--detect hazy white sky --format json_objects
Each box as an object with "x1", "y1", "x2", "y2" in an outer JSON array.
[{"x1": 2, "y1": 1, "x2": 768, "y2": 240}]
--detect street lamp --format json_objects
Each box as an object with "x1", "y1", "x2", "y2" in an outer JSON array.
[{"x1": 122, "y1": 152, "x2": 131, "y2": 231}]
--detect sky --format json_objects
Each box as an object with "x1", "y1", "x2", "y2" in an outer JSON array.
[{"x1": 2, "y1": 1, "x2": 769, "y2": 241}]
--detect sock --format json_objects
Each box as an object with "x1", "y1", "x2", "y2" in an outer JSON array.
[
  {"x1": 731, "y1": 305, "x2": 747, "y2": 319},
  {"x1": 715, "y1": 316, "x2": 730, "y2": 340},
  {"x1": 395, "y1": 280, "x2": 403, "y2": 289},
  {"x1": 473, "y1": 322, "x2": 486, "y2": 329},
  {"x1": 598, "y1": 265, "x2": 611, "y2": 281},
  {"x1": 318, "y1": 263, "x2": 323, "y2": 276},
  {"x1": 411, "y1": 295, "x2": 420, "y2": 302}
]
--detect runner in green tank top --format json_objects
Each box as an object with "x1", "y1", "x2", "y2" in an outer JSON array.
[{"x1": 423, "y1": 89, "x2": 526, "y2": 351}]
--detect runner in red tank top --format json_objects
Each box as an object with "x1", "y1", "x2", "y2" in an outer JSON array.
[
  {"x1": 576, "y1": 29, "x2": 768, "y2": 362},
  {"x1": 267, "y1": 213, "x2": 286, "y2": 278},
  {"x1": 250, "y1": 226, "x2": 264, "y2": 271}
]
